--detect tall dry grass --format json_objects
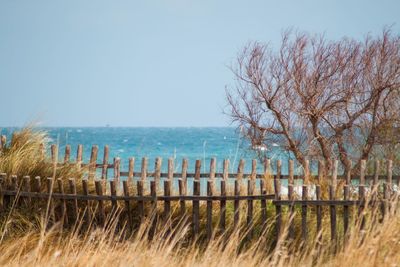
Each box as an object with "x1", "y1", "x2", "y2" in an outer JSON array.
[
  {"x1": 1, "y1": 127, "x2": 399, "y2": 266},
  {"x1": 0, "y1": 202, "x2": 399, "y2": 267}
]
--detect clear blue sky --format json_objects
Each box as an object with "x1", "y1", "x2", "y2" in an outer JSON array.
[{"x1": 0, "y1": 0, "x2": 399, "y2": 127}]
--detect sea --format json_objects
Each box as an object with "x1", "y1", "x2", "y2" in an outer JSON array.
[{"x1": 0, "y1": 127, "x2": 292, "y2": 175}]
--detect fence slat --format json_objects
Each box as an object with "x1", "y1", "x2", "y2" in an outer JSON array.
[
  {"x1": 247, "y1": 179, "x2": 254, "y2": 240},
  {"x1": 89, "y1": 145, "x2": 98, "y2": 180},
  {"x1": 57, "y1": 178, "x2": 68, "y2": 225},
  {"x1": 110, "y1": 180, "x2": 117, "y2": 213},
  {"x1": 343, "y1": 185, "x2": 350, "y2": 241},
  {"x1": 123, "y1": 180, "x2": 133, "y2": 230},
  {"x1": 301, "y1": 185, "x2": 308, "y2": 243},
  {"x1": 360, "y1": 160, "x2": 366, "y2": 185},
  {"x1": 234, "y1": 180, "x2": 240, "y2": 229},
  {"x1": 95, "y1": 180, "x2": 105, "y2": 227},
  {"x1": 82, "y1": 179, "x2": 91, "y2": 223},
  {"x1": 206, "y1": 180, "x2": 213, "y2": 241},
  {"x1": 76, "y1": 145, "x2": 83, "y2": 171},
  {"x1": 68, "y1": 178, "x2": 79, "y2": 223},
  {"x1": 128, "y1": 157, "x2": 134, "y2": 184},
  {"x1": 345, "y1": 160, "x2": 352, "y2": 185},
  {"x1": 101, "y1": 145, "x2": 109, "y2": 180},
  {"x1": 51, "y1": 145, "x2": 58, "y2": 165},
  {"x1": 259, "y1": 179, "x2": 267, "y2": 228},
  {"x1": 10, "y1": 175, "x2": 18, "y2": 206},
  {"x1": 288, "y1": 159, "x2": 294, "y2": 241},
  {"x1": 137, "y1": 180, "x2": 144, "y2": 221},
  {"x1": 0, "y1": 173, "x2": 6, "y2": 210},
  {"x1": 193, "y1": 179, "x2": 200, "y2": 238},
  {"x1": 358, "y1": 185, "x2": 366, "y2": 230},
  {"x1": 373, "y1": 160, "x2": 380, "y2": 186},
  {"x1": 64, "y1": 145, "x2": 71, "y2": 163},
  {"x1": 387, "y1": 160, "x2": 393, "y2": 187},
  {"x1": 46, "y1": 177, "x2": 56, "y2": 222},
  {"x1": 179, "y1": 158, "x2": 188, "y2": 216},
  {"x1": 154, "y1": 157, "x2": 162, "y2": 189},
  {"x1": 141, "y1": 157, "x2": 148, "y2": 182},
  {"x1": 114, "y1": 157, "x2": 121, "y2": 185},
  {"x1": 0, "y1": 135, "x2": 6, "y2": 150},
  {"x1": 274, "y1": 160, "x2": 282, "y2": 240},
  {"x1": 316, "y1": 185, "x2": 322, "y2": 238},
  {"x1": 329, "y1": 185, "x2": 337, "y2": 242},
  {"x1": 164, "y1": 180, "x2": 171, "y2": 222},
  {"x1": 318, "y1": 160, "x2": 325, "y2": 183},
  {"x1": 23, "y1": 176, "x2": 31, "y2": 204},
  {"x1": 219, "y1": 179, "x2": 226, "y2": 233},
  {"x1": 149, "y1": 181, "x2": 157, "y2": 240}
]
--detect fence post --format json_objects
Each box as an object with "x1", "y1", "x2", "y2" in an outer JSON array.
[
  {"x1": 179, "y1": 158, "x2": 188, "y2": 216},
  {"x1": 101, "y1": 145, "x2": 109, "y2": 180},
  {"x1": 163, "y1": 180, "x2": 171, "y2": 223},
  {"x1": 46, "y1": 177, "x2": 55, "y2": 222},
  {"x1": 330, "y1": 160, "x2": 338, "y2": 244},
  {"x1": 123, "y1": 180, "x2": 133, "y2": 231},
  {"x1": 76, "y1": 145, "x2": 83, "y2": 171},
  {"x1": 89, "y1": 145, "x2": 98, "y2": 180},
  {"x1": 64, "y1": 145, "x2": 71, "y2": 164},
  {"x1": 343, "y1": 185, "x2": 350, "y2": 243},
  {"x1": 51, "y1": 144, "x2": 58, "y2": 166},
  {"x1": 259, "y1": 179, "x2": 267, "y2": 229},
  {"x1": 137, "y1": 180, "x2": 144, "y2": 221},
  {"x1": 149, "y1": 181, "x2": 157, "y2": 240},
  {"x1": 0, "y1": 173, "x2": 6, "y2": 211},
  {"x1": 57, "y1": 178, "x2": 68, "y2": 226},
  {"x1": 23, "y1": 176, "x2": 31, "y2": 205},
  {"x1": 193, "y1": 160, "x2": 201, "y2": 239},
  {"x1": 345, "y1": 159, "x2": 352, "y2": 185},
  {"x1": 247, "y1": 159, "x2": 256, "y2": 240},
  {"x1": 68, "y1": 178, "x2": 79, "y2": 223},
  {"x1": 0, "y1": 135, "x2": 6, "y2": 151},
  {"x1": 82, "y1": 179, "x2": 91, "y2": 224},
  {"x1": 288, "y1": 159, "x2": 295, "y2": 241},
  {"x1": 141, "y1": 157, "x2": 148, "y2": 182},
  {"x1": 128, "y1": 157, "x2": 134, "y2": 185},
  {"x1": 219, "y1": 159, "x2": 229, "y2": 232},
  {"x1": 168, "y1": 158, "x2": 174, "y2": 195},
  {"x1": 95, "y1": 180, "x2": 105, "y2": 227},
  {"x1": 154, "y1": 157, "x2": 162, "y2": 190},
  {"x1": 206, "y1": 180, "x2": 213, "y2": 241},
  {"x1": 113, "y1": 157, "x2": 121, "y2": 186},
  {"x1": 301, "y1": 185, "x2": 308, "y2": 243},
  {"x1": 274, "y1": 160, "x2": 282, "y2": 240}
]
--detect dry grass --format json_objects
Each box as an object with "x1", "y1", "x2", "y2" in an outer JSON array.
[
  {"x1": 0, "y1": 203, "x2": 399, "y2": 267},
  {"x1": 1, "y1": 127, "x2": 400, "y2": 266}
]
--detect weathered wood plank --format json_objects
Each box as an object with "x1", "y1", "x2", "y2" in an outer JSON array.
[
  {"x1": 123, "y1": 180, "x2": 132, "y2": 231},
  {"x1": 95, "y1": 180, "x2": 105, "y2": 227},
  {"x1": 193, "y1": 179, "x2": 200, "y2": 238},
  {"x1": 89, "y1": 145, "x2": 98, "y2": 180},
  {"x1": 82, "y1": 179, "x2": 91, "y2": 223},
  {"x1": 219, "y1": 179, "x2": 226, "y2": 233},
  {"x1": 68, "y1": 178, "x2": 79, "y2": 222},
  {"x1": 301, "y1": 185, "x2": 308, "y2": 243},
  {"x1": 206, "y1": 180, "x2": 213, "y2": 241},
  {"x1": 101, "y1": 145, "x2": 109, "y2": 180}
]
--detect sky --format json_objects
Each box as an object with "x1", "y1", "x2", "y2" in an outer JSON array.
[{"x1": 0, "y1": 0, "x2": 399, "y2": 127}]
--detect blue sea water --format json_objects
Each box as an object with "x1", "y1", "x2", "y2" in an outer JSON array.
[{"x1": 0, "y1": 127, "x2": 291, "y2": 174}]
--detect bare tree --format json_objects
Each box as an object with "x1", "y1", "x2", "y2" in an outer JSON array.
[{"x1": 226, "y1": 29, "x2": 400, "y2": 173}]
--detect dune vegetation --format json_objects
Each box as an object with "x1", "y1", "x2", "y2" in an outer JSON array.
[{"x1": 0, "y1": 127, "x2": 399, "y2": 266}]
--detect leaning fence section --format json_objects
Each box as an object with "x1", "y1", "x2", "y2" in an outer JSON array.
[{"x1": 0, "y1": 141, "x2": 399, "y2": 244}]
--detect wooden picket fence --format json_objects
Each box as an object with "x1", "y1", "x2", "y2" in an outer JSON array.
[{"x1": 0, "y1": 142, "x2": 399, "y2": 244}]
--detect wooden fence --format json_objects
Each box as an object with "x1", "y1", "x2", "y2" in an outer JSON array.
[{"x1": 0, "y1": 142, "x2": 399, "y2": 244}]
